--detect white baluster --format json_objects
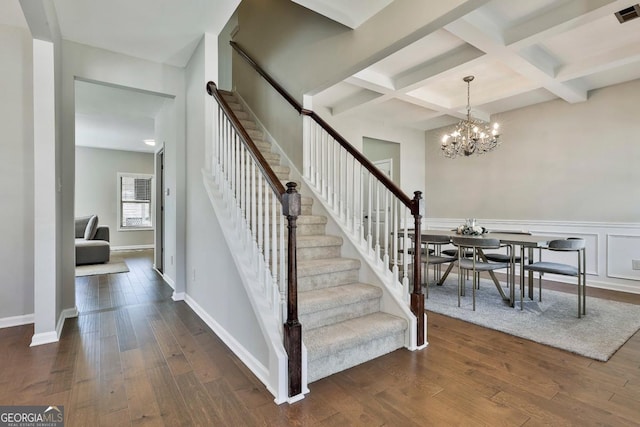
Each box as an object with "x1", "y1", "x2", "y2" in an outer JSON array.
[
  {"x1": 375, "y1": 180, "x2": 381, "y2": 263},
  {"x1": 392, "y1": 199, "x2": 399, "y2": 287},
  {"x1": 279, "y1": 209, "x2": 286, "y2": 323},
  {"x1": 264, "y1": 188, "x2": 271, "y2": 298},
  {"x1": 383, "y1": 187, "x2": 389, "y2": 271},
  {"x1": 321, "y1": 131, "x2": 327, "y2": 200},
  {"x1": 257, "y1": 172, "x2": 264, "y2": 278},
  {"x1": 272, "y1": 192, "x2": 278, "y2": 302},
  {"x1": 402, "y1": 207, "x2": 409, "y2": 301},
  {"x1": 367, "y1": 171, "x2": 373, "y2": 253},
  {"x1": 303, "y1": 115, "x2": 310, "y2": 180}
]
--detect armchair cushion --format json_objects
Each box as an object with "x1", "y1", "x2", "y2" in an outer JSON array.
[{"x1": 84, "y1": 215, "x2": 99, "y2": 240}]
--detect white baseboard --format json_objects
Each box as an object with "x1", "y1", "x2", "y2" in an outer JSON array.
[
  {"x1": 0, "y1": 313, "x2": 34, "y2": 329},
  {"x1": 162, "y1": 274, "x2": 176, "y2": 290},
  {"x1": 172, "y1": 291, "x2": 185, "y2": 301},
  {"x1": 111, "y1": 244, "x2": 154, "y2": 251},
  {"x1": 30, "y1": 331, "x2": 58, "y2": 347},
  {"x1": 30, "y1": 306, "x2": 79, "y2": 347},
  {"x1": 183, "y1": 293, "x2": 270, "y2": 388}
]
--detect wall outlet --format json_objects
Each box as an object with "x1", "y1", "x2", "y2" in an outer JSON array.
[
  {"x1": 632, "y1": 259, "x2": 640, "y2": 270},
  {"x1": 170, "y1": 255, "x2": 174, "y2": 265},
  {"x1": 192, "y1": 269, "x2": 196, "y2": 281}
]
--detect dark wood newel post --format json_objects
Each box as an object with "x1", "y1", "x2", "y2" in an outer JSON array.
[
  {"x1": 411, "y1": 191, "x2": 425, "y2": 347},
  {"x1": 282, "y1": 182, "x2": 302, "y2": 397}
]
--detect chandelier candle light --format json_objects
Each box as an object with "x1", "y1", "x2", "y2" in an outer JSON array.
[{"x1": 441, "y1": 75, "x2": 500, "y2": 158}]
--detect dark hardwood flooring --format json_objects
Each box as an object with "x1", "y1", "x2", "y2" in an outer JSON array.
[{"x1": 1, "y1": 250, "x2": 639, "y2": 426}]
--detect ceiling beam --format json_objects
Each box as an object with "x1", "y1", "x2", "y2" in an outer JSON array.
[
  {"x1": 445, "y1": 18, "x2": 588, "y2": 103},
  {"x1": 504, "y1": 0, "x2": 630, "y2": 49}
]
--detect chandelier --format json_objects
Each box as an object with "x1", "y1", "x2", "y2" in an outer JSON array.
[{"x1": 441, "y1": 76, "x2": 500, "y2": 158}]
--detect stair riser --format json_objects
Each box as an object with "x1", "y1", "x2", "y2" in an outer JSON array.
[
  {"x1": 297, "y1": 245, "x2": 341, "y2": 261},
  {"x1": 247, "y1": 129, "x2": 264, "y2": 140},
  {"x1": 298, "y1": 224, "x2": 326, "y2": 235},
  {"x1": 298, "y1": 269, "x2": 359, "y2": 292},
  {"x1": 300, "y1": 298, "x2": 381, "y2": 331},
  {"x1": 240, "y1": 120, "x2": 258, "y2": 130},
  {"x1": 307, "y1": 332, "x2": 405, "y2": 383},
  {"x1": 252, "y1": 223, "x2": 325, "y2": 238}
]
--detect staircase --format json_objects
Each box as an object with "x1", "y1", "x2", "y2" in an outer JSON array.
[{"x1": 221, "y1": 91, "x2": 407, "y2": 383}]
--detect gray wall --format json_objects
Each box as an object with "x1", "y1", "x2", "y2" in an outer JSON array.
[
  {"x1": 233, "y1": 0, "x2": 480, "y2": 172},
  {"x1": 75, "y1": 146, "x2": 155, "y2": 248},
  {"x1": 424, "y1": 78, "x2": 640, "y2": 222},
  {"x1": 0, "y1": 23, "x2": 34, "y2": 321},
  {"x1": 185, "y1": 36, "x2": 269, "y2": 367},
  {"x1": 363, "y1": 137, "x2": 401, "y2": 185}
]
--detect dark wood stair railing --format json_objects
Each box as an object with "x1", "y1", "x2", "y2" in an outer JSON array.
[
  {"x1": 206, "y1": 81, "x2": 302, "y2": 397},
  {"x1": 229, "y1": 41, "x2": 425, "y2": 348}
]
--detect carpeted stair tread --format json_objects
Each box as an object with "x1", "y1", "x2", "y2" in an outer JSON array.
[
  {"x1": 297, "y1": 257, "x2": 360, "y2": 277},
  {"x1": 304, "y1": 312, "x2": 407, "y2": 362},
  {"x1": 299, "y1": 283, "x2": 382, "y2": 316}
]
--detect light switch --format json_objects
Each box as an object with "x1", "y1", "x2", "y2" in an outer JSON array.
[{"x1": 632, "y1": 259, "x2": 640, "y2": 270}]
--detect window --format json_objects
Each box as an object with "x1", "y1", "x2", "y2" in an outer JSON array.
[{"x1": 118, "y1": 173, "x2": 153, "y2": 230}]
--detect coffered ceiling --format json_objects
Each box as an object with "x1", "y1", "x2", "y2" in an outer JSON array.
[
  {"x1": 313, "y1": 0, "x2": 640, "y2": 131},
  {"x1": 10, "y1": 0, "x2": 640, "y2": 137}
]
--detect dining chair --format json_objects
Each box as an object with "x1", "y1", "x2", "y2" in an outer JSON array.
[
  {"x1": 451, "y1": 236, "x2": 509, "y2": 311},
  {"x1": 483, "y1": 231, "x2": 532, "y2": 289},
  {"x1": 522, "y1": 238, "x2": 586, "y2": 318},
  {"x1": 420, "y1": 234, "x2": 456, "y2": 298}
]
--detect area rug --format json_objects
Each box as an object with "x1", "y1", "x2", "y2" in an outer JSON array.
[
  {"x1": 424, "y1": 277, "x2": 640, "y2": 361},
  {"x1": 75, "y1": 257, "x2": 129, "y2": 277}
]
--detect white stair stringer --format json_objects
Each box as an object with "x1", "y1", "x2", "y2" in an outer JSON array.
[
  {"x1": 223, "y1": 91, "x2": 413, "y2": 384},
  {"x1": 201, "y1": 169, "x2": 308, "y2": 404}
]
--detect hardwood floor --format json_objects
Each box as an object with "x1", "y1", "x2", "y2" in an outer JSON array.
[{"x1": 1, "y1": 250, "x2": 639, "y2": 426}]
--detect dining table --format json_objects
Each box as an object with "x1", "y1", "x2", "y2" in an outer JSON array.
[{"x1": 403, "y1": 229, "x2": 567, "y2": 307}]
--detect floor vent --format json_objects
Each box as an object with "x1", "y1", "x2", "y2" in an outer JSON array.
[{"x1": 615, "y1": 4, "x2": 640, "y2": 23}]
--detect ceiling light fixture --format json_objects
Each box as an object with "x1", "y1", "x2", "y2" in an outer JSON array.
[
  {"x1": 441, "y1": 76, "x2": 500, "y2": 159},
  {"x1": 144, "y1": 139, "x2": 156, "y2": 146}
]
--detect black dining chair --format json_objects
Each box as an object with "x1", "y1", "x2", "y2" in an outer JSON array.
[
  {"x1": 522, "y1": 238, "x2": 586, "y2": 317},
  {"x1": 452, "y1": 236, "x2": 509, "y2": 311}
]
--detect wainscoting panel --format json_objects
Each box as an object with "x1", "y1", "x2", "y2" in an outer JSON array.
[
  {"x1": 426, "y1": 218, "x2": 640, "y2": 294},
  {"x1": 607, "y1": 234, "x2": 640, "y2": 281}
]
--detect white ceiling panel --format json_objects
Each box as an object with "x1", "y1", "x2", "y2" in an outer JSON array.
[{"x1": 313, "y1": 0, "x2": 640, "y2": 132}]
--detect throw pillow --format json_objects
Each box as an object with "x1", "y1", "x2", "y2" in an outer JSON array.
[{"x1": 84, "y1": 215, "x2": 99, "y2": 240}]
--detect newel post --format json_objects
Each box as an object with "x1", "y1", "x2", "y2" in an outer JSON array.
[
  {"x1": 282, "y1": 182, "x2": 302, "y2": 397},
  {"x1": 411, "y1": 191, "x2": 425, "y2": 347}
]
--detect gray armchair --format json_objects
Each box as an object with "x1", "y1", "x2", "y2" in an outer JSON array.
[{"x1": 75, "y1": 215, "x2": 110, "y2": 265}]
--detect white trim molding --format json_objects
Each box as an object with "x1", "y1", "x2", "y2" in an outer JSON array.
[
  {"x1": 0, "y1": 313, "x2": 35, "y2": 329},
  {"x1": 111, "y1": 244, "x2": 155, "y2": 251},
  {"x1": 30, "y1": 306, "x2": 79, "y2": 347}
]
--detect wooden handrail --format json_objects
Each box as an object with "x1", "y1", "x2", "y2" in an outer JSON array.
[
  {"x1": 229, "y1": 41, "x2": 418, "y2": 215},
  {"x1": 230, "y1": 41, "x2": 302, "y2": 115},
  {"x1": 207, "y1": 81, "x2": 286, "y2": 197},
  {"x1": 230, "y1": 40, "x2": 424, "y2": 348}
]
